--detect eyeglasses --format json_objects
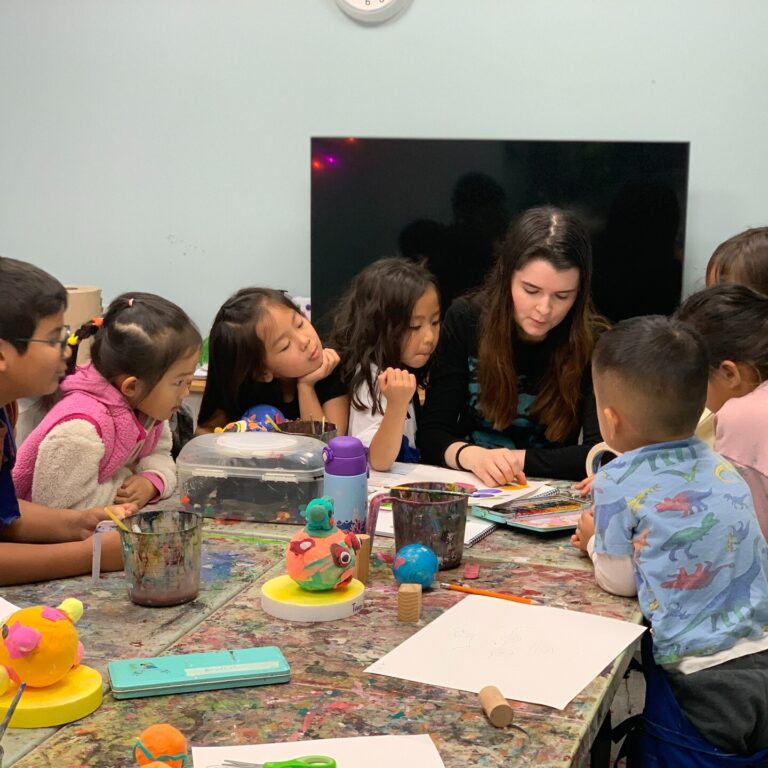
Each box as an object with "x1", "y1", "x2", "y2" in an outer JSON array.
[{"x1": 14, "y1": 326, "x2": 72, "y2": 354}]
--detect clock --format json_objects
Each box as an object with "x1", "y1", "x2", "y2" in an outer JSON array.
[{"x1": 335, "y1": 0, "x2": 412, "y2": 25}]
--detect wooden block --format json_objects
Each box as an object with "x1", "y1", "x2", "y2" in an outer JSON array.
[
  {"x1": 478, "y1": 685, "x2": 514, "y2": 728},
  {"x1": 397, "y1": 583, "x2": 422, "y2": 622},
  {"x1": 354, "y1": 534, "x2": 372, "y2": 584}
]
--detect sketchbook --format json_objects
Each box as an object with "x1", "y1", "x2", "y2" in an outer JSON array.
[
  {"x1": 471, "y1": 493, "x2": 590, "y2": 533},
  {"x1": 374, "y1": 509, "x2": 497, "y2": 547},
  {"x1": 368, "y1": 461, "x2": 557, "y2": 509}
]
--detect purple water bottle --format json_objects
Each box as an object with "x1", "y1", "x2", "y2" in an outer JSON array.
[{"x1": 322, "y1": 436, "x2": 368, "y2": 534}]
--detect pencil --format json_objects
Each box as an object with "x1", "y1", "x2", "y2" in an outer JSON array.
[
  {"x1": 103, "y1": 506, "x2": 130, "y2": 532},
  {"x1": 439, "y1": 582, "x2": 537, "y2": 605}
]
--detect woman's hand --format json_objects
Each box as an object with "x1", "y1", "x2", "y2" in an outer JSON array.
[{"x1": 460, "y1": 446, "x2": 526, "y2": 486}]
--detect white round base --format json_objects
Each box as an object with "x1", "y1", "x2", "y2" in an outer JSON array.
[{"x1": 260, "y1": 575, "x2": 365, "y2": 622}]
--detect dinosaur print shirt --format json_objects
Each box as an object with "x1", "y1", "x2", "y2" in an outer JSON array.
[{"x1": 594, "y1": 437, "x2": 768, "y2": 666}]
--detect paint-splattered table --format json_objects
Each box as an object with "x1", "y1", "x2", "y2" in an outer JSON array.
[
  {"x1": 1, "y1": 528, "x2": 285, "y2": 766},
  {"x1": 5, "y1": 514, "x2": 641, "y2": 768}
]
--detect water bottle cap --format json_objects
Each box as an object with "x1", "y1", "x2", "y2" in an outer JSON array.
[{"x1": 323, "y1": 436, "x2": 367, "y2": 476}]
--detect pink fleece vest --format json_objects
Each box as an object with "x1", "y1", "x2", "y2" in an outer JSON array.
[{"x1": 13, "y1": 389, "x2": 163, "y2": 502}]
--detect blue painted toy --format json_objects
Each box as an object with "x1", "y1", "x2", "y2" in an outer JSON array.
[
  {"x1": 215, "y1": 405, "x2": 286, "y2": 433},
  {"x1": 392, "y1": 544, "x2": 439, "y2": 589}
]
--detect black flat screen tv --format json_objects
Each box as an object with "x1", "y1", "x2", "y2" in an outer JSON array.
[{"x1": 310, "y1": 137, "x2": 689, "y2": 332}]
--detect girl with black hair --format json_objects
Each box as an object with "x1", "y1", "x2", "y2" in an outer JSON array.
[
  {"x1": 14, "y1": 293, "x2": 201, "y2": 510},
  {"x1": 197, "y1": 288, "x2": 348, "y2": 434},
  {"x1": 329, "y1": 258, "x2": 440, "y2": 471}
]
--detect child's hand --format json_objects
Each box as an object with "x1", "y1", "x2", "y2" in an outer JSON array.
[
  {"x1": 571, "y1": 508, "x2": 595, "y2": 554},
  {"x1": 98, "y1": 531, "x2": 125, "y2": 572},
  {"x1": 72, "y1": 503, "x2": 138, "y2": 540},
  {"x1": 460, "y1": 446, "x2": 526, "y2": 486},
  {"x1": 114, "y1": 475, "x2": 156, "y2": 507},
  {"x1": 298, "y1": 348, "x2": 340, "y2": 386},
  {"x1": 378, "y1": 367, "x2": 417, "y2": 410},
  {"x1": 573, "y1": 475, "x2": 595, "y2": 496}
]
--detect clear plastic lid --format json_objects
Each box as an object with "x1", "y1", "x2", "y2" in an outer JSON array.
[{"x1": 177, "y1": 432, "x2": 325, "y2": 479}]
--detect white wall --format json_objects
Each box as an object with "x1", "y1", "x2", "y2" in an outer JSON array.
[{"x1": 1, "y1": 0, "x2": 766, "y2": 332}]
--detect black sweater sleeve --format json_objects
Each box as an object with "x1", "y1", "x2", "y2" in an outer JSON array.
[
  {"x1": 417, "y1": 299, "x2": 477, "y2": 465},
  {"x1": 522, "y1": 365, "x2": 601, "y2": 481}
]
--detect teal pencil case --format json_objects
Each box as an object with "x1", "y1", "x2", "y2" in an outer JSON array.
[{"x1": 108, "y1": 646, "x2": 291, "y2": 699}]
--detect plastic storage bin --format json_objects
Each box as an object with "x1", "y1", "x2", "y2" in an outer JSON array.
[{"x1": 177, "y1": 432, "x2": 325, "y2": 523}]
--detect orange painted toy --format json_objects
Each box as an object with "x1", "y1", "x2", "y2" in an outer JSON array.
[
  {"x1": 286, "y1": 497, "x2": 360, "y2": 591},
  {"x1": 134, "y1": 723, "x2": 188, "y2": 767},
  {"x1": 0, "y1": 598, "x2": 84, "y2": 693}
]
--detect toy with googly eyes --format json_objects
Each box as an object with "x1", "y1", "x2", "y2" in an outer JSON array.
[{"x1": 285, "y1": 497, "x2": 360, "y2": 591}]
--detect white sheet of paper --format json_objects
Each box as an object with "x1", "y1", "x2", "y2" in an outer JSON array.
[
  {"x1": 192, "y1": 734, "x2": 445, "y2": 768},
  {"x1": 0, "y1": 596, "x2": 19, "y2": 622},
  {"x1": 368, "y1": 461, "x2": 551, "y2": 508},
  {"x1": 366, "y1": 595, "x2": 644, "y2": 710}
]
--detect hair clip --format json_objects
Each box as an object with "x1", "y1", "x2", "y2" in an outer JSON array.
[{"x1": 127, "y1": 298, "x2": 135, "y2": 307}]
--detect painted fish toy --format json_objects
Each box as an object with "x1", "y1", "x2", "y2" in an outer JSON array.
[{"x1": 286, "y1": 497, "x2": 360, "y2": 591}]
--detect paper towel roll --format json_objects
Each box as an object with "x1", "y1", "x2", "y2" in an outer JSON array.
[{"x1": 64, "y1": 285, "x2": 102, "y2": 364}]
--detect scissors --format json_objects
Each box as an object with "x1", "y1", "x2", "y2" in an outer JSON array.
[
  {"x1": 212, "y1": 757, "x2": 336, "y2": 768},
  {"x1": 0, "y1": 683, "x2": 26, "y2": 768}
]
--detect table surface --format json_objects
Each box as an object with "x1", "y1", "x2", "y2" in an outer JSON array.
[{"x1": 3, "y1": 501, "x2": 641, "y2": 768}]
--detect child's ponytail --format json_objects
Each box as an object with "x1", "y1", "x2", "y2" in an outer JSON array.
[{"x1": 65, "y1": 317, "x2": 104, "y2": 374}]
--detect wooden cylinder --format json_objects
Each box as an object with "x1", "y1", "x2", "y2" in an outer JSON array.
[
  {"x1": 479, "y1": 685, "x2": 513, "y2": 728},
  {"x1": 355, "y1": 534, "x2": 372, "y2": 584}
]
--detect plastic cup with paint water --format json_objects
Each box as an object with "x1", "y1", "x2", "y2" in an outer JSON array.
[{"x1": 118, "y1": 509, "x2": 202, "y2": 607}]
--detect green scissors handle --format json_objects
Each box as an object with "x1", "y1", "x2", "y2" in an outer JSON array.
[{"x1": 222, "y1": 757, "x2": 336, "y2": 768}]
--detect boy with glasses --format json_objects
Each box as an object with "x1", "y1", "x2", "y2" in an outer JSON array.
[{"x1": 0, "y1": 256, "x2": 134, "y2": 585}]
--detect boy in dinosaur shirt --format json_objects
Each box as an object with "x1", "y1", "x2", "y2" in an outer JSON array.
[{"x1": 573, "y1": 316, "x2": 768, "y2": 757}]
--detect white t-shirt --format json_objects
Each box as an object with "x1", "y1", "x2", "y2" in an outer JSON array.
[{"x1": 348, "y1": 366, "x2": 417, "y2": 453}]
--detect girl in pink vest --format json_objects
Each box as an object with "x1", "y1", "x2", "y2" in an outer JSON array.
[{"x1": 14, "y1": 293, "x2": 201, "y2": 510}]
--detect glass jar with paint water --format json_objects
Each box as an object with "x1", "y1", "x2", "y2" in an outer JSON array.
[
  {"x1": 119, "y1": 509, "x2": 202, "y2": 607},
  {"x1": 368, "y1": 482, "x2": 471, "y2": 569}
]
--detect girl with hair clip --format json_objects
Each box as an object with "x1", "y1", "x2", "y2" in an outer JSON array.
[
  {"x1": 197, "y1": 288, "x2": 348, "y2": 434},
  {"x1": 328, "y1": 257, "x2": 440, "y2": 471},
  {"x1": 677, "y1": 283, "x2": 768, "y2": 541},
  {"x1": 418, "y1": 206, "x2": 608, "y2": 484},
  {"x1": 13, "y1": 293, "x2": 201, "y2": 510}
]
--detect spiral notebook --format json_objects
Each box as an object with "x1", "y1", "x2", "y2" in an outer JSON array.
[{"x1": 374, "y1": 509, "x2": 497, "y2": 547}]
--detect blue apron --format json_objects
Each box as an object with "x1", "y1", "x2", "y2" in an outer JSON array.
[{"x1": 638, "y1": 632, "x2": 768, "y2": 767}]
